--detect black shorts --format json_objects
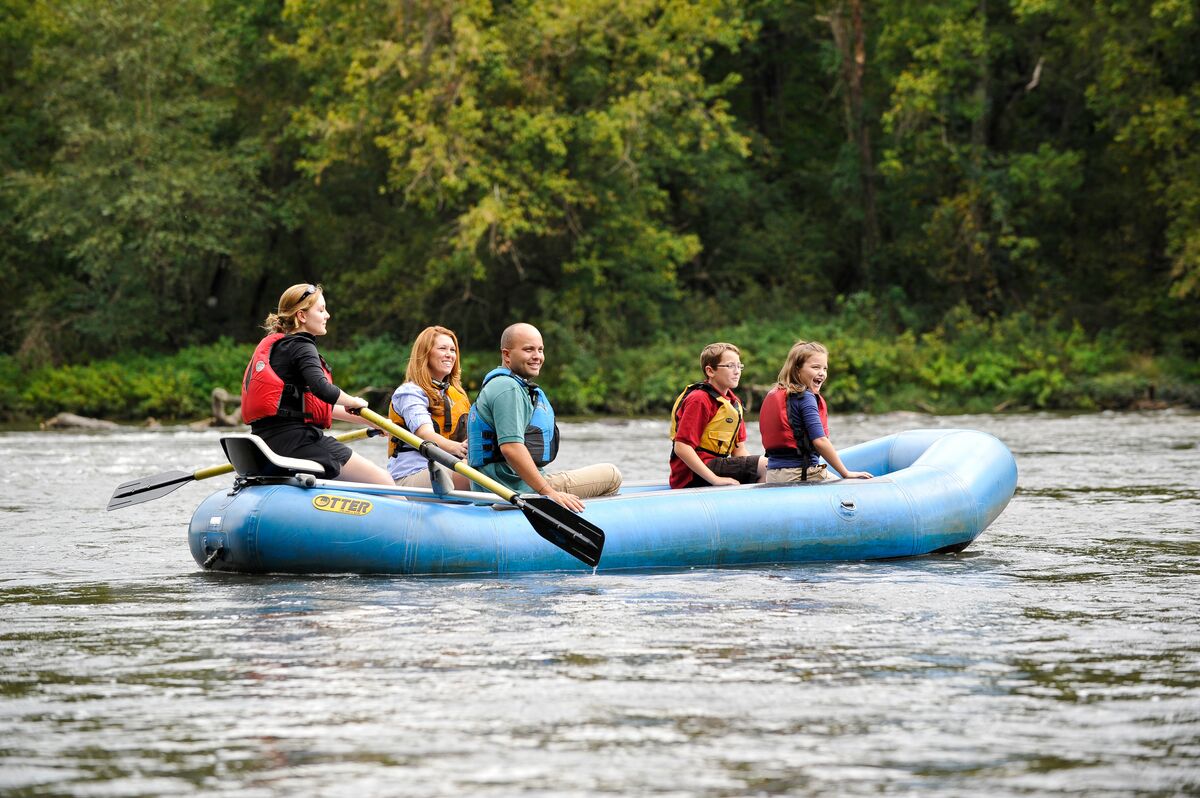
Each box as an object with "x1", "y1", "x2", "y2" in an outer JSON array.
[
  {"x1": 254, "y1": 424, "x2": 352, "y2": 478},
  {"x1": 684, "y1": 455, "x2": 762, "y2": 488}
]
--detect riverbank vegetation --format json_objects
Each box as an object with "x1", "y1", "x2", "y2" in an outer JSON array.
[
  {"x1": 3, "y1": 0, "x2": 1198, "y2": 418},
  {"x1": 5, "y1": 302, "x2": 1197, "y2": 424}
]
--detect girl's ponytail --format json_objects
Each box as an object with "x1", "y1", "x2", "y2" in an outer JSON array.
[{"x1": 262, "y1": 283, "x2": 321, "y2": 334}]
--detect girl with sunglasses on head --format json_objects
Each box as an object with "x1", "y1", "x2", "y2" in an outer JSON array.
[{"x1": 241, "y1": 283, "x2": 393, "y2": 485}]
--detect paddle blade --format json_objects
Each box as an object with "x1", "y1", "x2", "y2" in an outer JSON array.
[
  {"x1": 106, "y1": 471, "x2": 192, "y2": 511},
  {"x1": 517, "y1": 495, "x2": 606, "y2": 568}
]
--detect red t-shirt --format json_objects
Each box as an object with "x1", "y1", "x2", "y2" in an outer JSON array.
[{"x1": 669, "y1": 385, "x2": 747, "y2": 489}]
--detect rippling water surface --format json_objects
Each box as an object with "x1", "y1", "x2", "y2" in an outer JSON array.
[{"x1": 2, "y1": 412, "x2": 1198, "y2": 796}]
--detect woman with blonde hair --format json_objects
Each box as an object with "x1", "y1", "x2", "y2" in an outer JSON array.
[
  {"x1": 758, "y1": 340, "x2": 871, "y2": 483},
  {"x1": 241, "y1": 283, "x2": 393, "y2": 485},
  {"x1": 386, "y1": 326, "x2": 472, "y2": 489}
]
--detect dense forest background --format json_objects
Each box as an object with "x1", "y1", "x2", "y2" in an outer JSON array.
[{"x1": 2, "y1": 0, "x2": 1199, "y2": 418}]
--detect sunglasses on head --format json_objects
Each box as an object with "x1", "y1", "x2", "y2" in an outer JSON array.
[{"x1": 299, "y1": 284, "x2": 317, "y2": 302}]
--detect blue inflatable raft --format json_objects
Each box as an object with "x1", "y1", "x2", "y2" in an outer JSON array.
[{"x1": 187, "y1": 428, "x2": 1017, "y2": 575}]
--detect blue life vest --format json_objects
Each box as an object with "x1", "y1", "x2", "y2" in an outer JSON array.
[{"x1": 467, "y1": 367, "x2": 559, "y2": 468}]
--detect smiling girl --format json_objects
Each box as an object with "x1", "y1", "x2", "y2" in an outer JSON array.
[
  {"x1": 758, "y1": 340, "x2": 871, "y2": 483},
  {"x1": 241, "y1": 283, "x2": 393, "y2": 485},
  {"x1": 387, "y1": 326, "x2": 472, "y2": 489}
]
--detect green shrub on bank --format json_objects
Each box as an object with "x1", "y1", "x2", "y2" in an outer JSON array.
[
  {"x1": 3, "y1": 306, "x2": 1194, "y2": 423},
  {"x1": 17, "y1": 339, "x2": 249, "y2": 420},
  {"x1": 560, "y1": 303, "x2": 1177, "y2": 416},
  {"x1": 0, "y1": 355, "x2": 24, "y2": 417},
  {"x1": 21, "y1": 361, "x2": 136, "y2": 419}
]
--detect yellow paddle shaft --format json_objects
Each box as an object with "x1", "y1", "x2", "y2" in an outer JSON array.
[{"x1": 358, "y1": 407, "x2": 518, "y2": 501}]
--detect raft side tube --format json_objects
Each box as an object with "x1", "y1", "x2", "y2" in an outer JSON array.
[
  {"x1": 187, "y1": 428, "x2": 1017, "y2": 575},
  {"x1": 888, "y1": 430, "x2": 1018, "y2": 553}
]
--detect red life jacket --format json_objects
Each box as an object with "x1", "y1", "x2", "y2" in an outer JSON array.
[
  {"x1": 759, "y1": 387, "x2": 828, "y2": 457},
  {"x1": 241, "y1": 333, "x2": 333, "y2": 429}
]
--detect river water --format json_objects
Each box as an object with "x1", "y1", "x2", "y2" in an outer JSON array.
[{"x1": 1, "y1": 411, "x2": 1198, "y2": 796}]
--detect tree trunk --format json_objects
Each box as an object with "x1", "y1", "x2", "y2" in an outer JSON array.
[
  {"x1": 970, "y1": 0, "x2": 994, "y2": 301},
  {"x1": 826, "y1": 0, "x2": 880, "y2": 289}
]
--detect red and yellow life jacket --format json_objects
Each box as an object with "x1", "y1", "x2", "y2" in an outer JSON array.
[
  {"x1": 668, "y1": 382, "x2": 743, "y2": 458},
  {"x1": 241, "y1": 333, "x2": 333, "y2": 429},
  {"x1": 387, "y1": 380, "x2": 470, "y2": 458}
]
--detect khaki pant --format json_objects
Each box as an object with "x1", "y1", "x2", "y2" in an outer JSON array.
[
  {"x1": 546, "y1": 463, "x2": 622, "y2": 498},
  {"x1": 765, "y1": 464, "x2": 832, "y2": 484},
  {"x1": 394, "y1": 463, "x2": 456, "y2": 492}
]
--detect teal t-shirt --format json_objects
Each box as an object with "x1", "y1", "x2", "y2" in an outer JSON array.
[{"x1": 474, "y1": 372, "x2": 539, "y2": 493}]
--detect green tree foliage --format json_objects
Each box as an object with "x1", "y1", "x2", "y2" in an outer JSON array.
[
  {"x1": 1071, "y1": 0, "x2": 1200, "y2": 306},
  {"x1": 278, "y1": 0, "x2": 756, "y2": 346},
  {"x1": 3, "y1": 0, "x2": 271, "y2": 362},
  {"x1": 873, "y1": 0, "x2": 1085, "y2": 315},
  {"x1": 698, "y1": 0, "x2": 847, "y2": 313},
  {"x1": 0, "y1": 0, "x2": 1197, "y2": 379},
  {"x1": 0, "y1": 0, "x2": 46, "y2": 348}
]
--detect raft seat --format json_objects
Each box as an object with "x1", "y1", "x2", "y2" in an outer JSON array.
[{"x1": 220, "y1": 433, "x2": 326, "y2": 478}]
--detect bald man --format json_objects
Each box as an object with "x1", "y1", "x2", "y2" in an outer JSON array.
[{"x1": 466, "y1": 323, "x2": 621, "y2": 512}]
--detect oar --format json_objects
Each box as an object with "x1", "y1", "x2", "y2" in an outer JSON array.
[
  {"x1": 106, "y1": 428, "x2": 375, "y2": 511},
  {"x1": 356, "y1": 407, "x2": 605, "y2": 568}
]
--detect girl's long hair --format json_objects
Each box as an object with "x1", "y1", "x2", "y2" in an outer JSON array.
[
  {"x1": 405, "y1": 326, "x2": 464, "y2": 405},
  {"x1": 775, "y1": 340, "x2": 828, "y2": 394},
  {"x1": 262, "y1": 283, "x2": 321, "y2": 334}
]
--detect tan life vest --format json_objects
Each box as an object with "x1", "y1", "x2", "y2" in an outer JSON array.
[
  {"x1": 388, "y1": 380, "x2": 470, "y2": 458},
  {"x1": 668, "y1": 382, "x2": 743, "y2": 457}
]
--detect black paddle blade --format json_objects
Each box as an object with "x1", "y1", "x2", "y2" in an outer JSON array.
[
  {"x1": 516, "y1": 495, "x2": 606, "y2": 568},
  {"x1": 106, "y1": 471, "x2": 192, "y2": 511}
]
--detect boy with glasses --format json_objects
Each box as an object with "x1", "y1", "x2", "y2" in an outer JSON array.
[{"x1": 668, "y1": 342, "x2": 766, "y2": 489}]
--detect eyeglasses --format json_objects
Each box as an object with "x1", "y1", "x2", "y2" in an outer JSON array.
[
  {"x1": 299, "y1": 284, "x2": 317, "y2": 301},
  {"x1": 715, "y1": 363, "x2": 746, "y2": 371}
]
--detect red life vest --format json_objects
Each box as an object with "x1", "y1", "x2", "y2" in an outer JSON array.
[
  {"x1": 241, "y1": 333, "x2": 333, "y2": 429},
  {"x1": 759, "y1": 387, "x2": 828, "y2": 456}
]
